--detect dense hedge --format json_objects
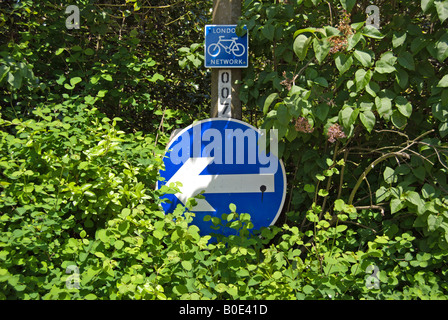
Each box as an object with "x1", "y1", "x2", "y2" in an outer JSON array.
[{"x1": 1, "y1": 0, "x2": 447, "y2": 299}]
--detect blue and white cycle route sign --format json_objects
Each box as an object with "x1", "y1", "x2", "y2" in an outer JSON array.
[
  {"x1": 157, "y1": 118, "x2": 286, "y2": 237},
  {"x1": 205, "y1": 25, "x2": 248, "y2": 68}
]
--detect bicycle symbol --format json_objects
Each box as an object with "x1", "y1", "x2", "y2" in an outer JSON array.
[{"x1": 207, "y1": 36, "x2": 246, "y2": 57}]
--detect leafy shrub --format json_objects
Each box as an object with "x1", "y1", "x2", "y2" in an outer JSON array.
[{"x1": 1, "y1": 0, "x2": 448, "y2": 300}]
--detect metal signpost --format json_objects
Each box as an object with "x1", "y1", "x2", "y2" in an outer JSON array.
[{"x1": 157, "y1": 0, "x2": 286, "y2": 239}]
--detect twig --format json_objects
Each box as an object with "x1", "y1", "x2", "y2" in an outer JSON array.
[
  {"x1": 153, "y1": 107, "x2": 167, "y2": 155},
  {"x1": 354, "y1": 205, "x2": 385, "y2": 216},
  {"x1": 348, "y1": 151, "x2": 410, "y2": 205}
]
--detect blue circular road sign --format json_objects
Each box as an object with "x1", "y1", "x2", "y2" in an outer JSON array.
[{"x1": 156, "y1": 118, "x2": 286, "y2": 237}]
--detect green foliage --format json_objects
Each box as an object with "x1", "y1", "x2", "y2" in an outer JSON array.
[
  {"x1": 1, "y1": 0, "x2": 448, "y2": 300},
  {"x1": 237, "y1": 0, "x2": 448, "y2": 299}
]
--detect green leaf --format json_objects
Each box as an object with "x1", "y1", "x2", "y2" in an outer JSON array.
[
  {"x1": 435, "y1": 0, "x2": 448, "y2": 22},
  {"x1": 383, "y1": 166, "x2": 397, "y2": 184},
  {"x1": 421, "y1": 183, "x2": 436, "y2": 199},
  {"x1": 433, "y1": 32, "x2": 448, "y2": 62},
  {"x1": 375, "y1": 52, "x2": 397, "y2": 74},
  {"x1": 355, "y1": 69, "x2": 372, "y2": 92},
  {"x1": 390, "y1": 198, "x2": 405, "y2": 214},
  {"x1": 391, "y1": 110, "x2": 407, "y2": 128},
  {"x1": 395, "y1": 96, "x2": 412, "y2": 117},
  {"x1": 347, "y1": 32, "x2": 363, "y2": 50},
  {"x1": 375, "y1": 91, "x2": 393, "y2": 120},
  {"x1": 70, "y1": 77, "x2": 82, "y2": 86},
  {"x1": 359, "y1": 110, "x2": 376, "y2": 133},
  {"x1": 353, "y1": 50, "x2": 372, "y2": 67},
  {"x1": 55, "y1": 48, "x2": 65, "y2": 55},
  {"x1": 421, "y1": 0, "x2": 435, "y2": 12},
  {"x1": 303, "y1": 284, "x2": 314, "y2": 295},
  {"x1": 361, "y1": 25, "x2": 385, "y2": 39},
  {"x1": 392, "y1": 32, "x2": 407, "y2": 48},
  {"x1": 277, "y1": 104, "x2": 290, "y2": 125},
  {"x1": 150, "y1": 73, "x2": 164, "y2": 82},
  {"x1": 335, "y1": 53, "x2": 353, "y2": 75},
  {"x1": 8, "y1": 71, "x2": 22, "y2": 89},
  {"x1": 101, "y1": 74, "x2": 113, "y2": 81},
  {"x1": 114, "y1": 240, "x2": 124, "y2": 250},
  {"x1": 263, "y1": 93, "x2": 278, "y2": 114},
  {"x1": 339, "y1": 106, "x2": 357, "y2": 128},
  {"x1": 336, "y1": 225, "x2": 348, "y2": 233},
  {"x1": 84, "y1": 48, "x2": 95, "y2": 56},
  {"x1": 439, "y1": 122, "x2": 448, "y2": 138},
  {"x1": 395, "y1": 68, "x2": 409, "y2": 89},
  {"x1": 411, "y1": 37, "x2": 428, "y2": 54},
  {"x1": 293, "y1": 27, "x2": 320, "y2": 37},
  {"x1": 304, "y1": 184, "x2": 315, "y2": 193},
  {"x1": 153, "y1": 229, "x2": 164, "y2": 240},
  {"x1": 94, "y1": 252, "x2": 105, "y2": 258},
  {"x1": 313, "y1": 38, "x2": 331, "y2": 64},
  {"x1": 397, "y1": 52, "x2": 415, "y2": 70},
  {"x1": 437, "y1": 74, "x2": 448, "y2": 87},
  {"x1": 229, "y1": 203, "x2": 236, "y2": 212},
  {"x1": 262, "y1": 23, "x2": 275, "y2": 41},
  {"x1": 334, "y1": 199, "x2": 345, "y2": 211},
  {"x1": 293, "y1": 34, "x2": 312, "y2": 61},
  {"x1": 315, "y1": 103, "x2": 330, "y2": 121},
  {"x1": 340, "y1": 0, "x2": 356, "y2": 12},
  {"x1": 181, "y1": 260, "x2": 192, "y2": 271}
]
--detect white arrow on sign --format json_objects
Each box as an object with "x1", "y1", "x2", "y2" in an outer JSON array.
[{"x1": 166, "y1": 157, "x2": 275, "y2": 212}]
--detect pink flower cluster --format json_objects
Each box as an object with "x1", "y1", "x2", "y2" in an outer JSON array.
[
  {"x1": 327, "y1": 123, "x2": 346, "y2": 143},
  {"x1": 295, "y1": 117, "x2": 314, "y2": 133}
]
